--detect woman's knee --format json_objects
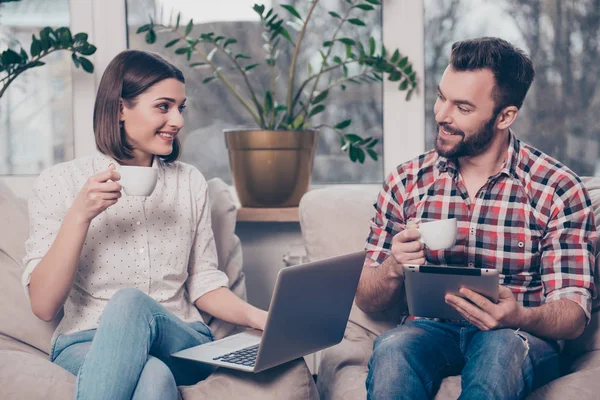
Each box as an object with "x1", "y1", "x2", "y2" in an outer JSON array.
[
  {"x1": 105, "y1": 288, "x2": 153, "y2": 314},
  {"x1": 134, "y1": 357, "x2": 177, "y2": 400}
]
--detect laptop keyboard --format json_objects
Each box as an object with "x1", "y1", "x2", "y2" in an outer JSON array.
[{"x1": 213, "y1": 344, "x2": 259, "y2": 367}]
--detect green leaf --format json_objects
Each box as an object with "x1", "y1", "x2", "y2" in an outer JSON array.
[
  {"x1": 397, "y1": 56, "x2": 408, "y2": 68},
  {"x1": 349, "y1": 145, "x2": 358, "y2": 162},
  {"x1": 333, "y1": 56, "x2": 342, "y2": 64},
  {"x1": 338, "y1": 37, "x2": 356, "y2": 46},
  {"x1": 76, "y1": 43, "x2": 96, "y2": 56},
  {"x1": 165, "y1": 38, "x2": 180, "y2": 48},
  {"x1": 79, "y1": 57, "x2": 94, "y2": 73},
  {"x1": 292, "y1": 114, "x2": 304, "y2": 130},
  {"x1": 329, "y1": 11, "x2": 341, "y2": 19},
  {"x1": 390, "y1": 49, "x2": 400, "y2": 63},
  {"x1": 29, "y1": 60, "x2": 45, "y2": 68},
  {"x1": 56, "y1": 27, "x2": 73, "y2": 47},
  {"x1": 1, "y1": 49, "x2": 21, "y2": 65},
  {"x1": 185, "y1": 19, "x2": 194, "y2": 36},
  {"x1": 71, "y1": 52, "x2": 81, "y2": 67},
  {"x1": 30, "y1": 38, "x2": 41, "y2": 58},
  {"x1": 367, "y1": 138, "x2": 379, "y2": 148},
  {"x1": 308, "y1": 105, "x2": 325, "y2": 117},
  {"x1": 367, "y1": 149, "x2": 378, "y2": 161},
  {"x1": 364, "y1": 0, "x2": 381, "y2": 4},
  {"x1": 264, "y1": 91, "x2": 273, "y2": 115},
  {"x1": 345, "y1": 134, "x2": 364, "y2": 144},
  {"x1": 235, "y1": 54, "x2": 252, "y2": 60},
  {"x1": 356, "y1": 148, "x2": 366, "y2": 163},
  {"x1": 323, "y1": 41, "x2": 333, "y2": 47},
  {"x1": 73, "y1": 32, "x2": 88, "y2": 43},
  {"x1": 356, "y1": 4, "x2": 374, "y2": 10},
  {"x1": 311, "y1": 89, "x2": 329, "y2": 104},
  {"x1": 202, "y1": 76, "x2": 216, "y2": 84},
  {"x1": 341, "y1": 84, "x2": 347, "y2": 91},
  {"x1": 175, "y1": 47, "x2": 189, "y2": 55},
  {"x1": 175, "y1": 13, "x2": 181, "y2": 30},
  {"x1": 369, "y1": 37, "x2": 376, "y2": 56},
  {"x1": 399, "y1": 79, "x2": 409, "y2": 91},
  {"x1": 281, "y1": 5, "x2": 302, "y2": 20},
  {"x1": 224, "y1": 38, "x2": 237, "y2": 48},
  {"x1": 335, "y1": 119, "x2": 352, "y2": 130},
  {"x1": 39, "y1": 27, "x2": 53, "y2": 52},
  {"x1": 145, "y1": 29, "x2": 156, "y2": 44},
  {"x1": 244, "y1": 63, "x2": 260, "y2": 71},
  {"x1": 136, "y1": 24, "x2": 152, "y2": 34},
  {"x1": 348, "y1": 18, "x2": 366, "y2": 26},
  {"x1": 189, "y1": 62, "x2": 206, "y2": 67}
]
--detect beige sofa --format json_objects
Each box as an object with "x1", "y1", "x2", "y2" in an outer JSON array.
[
  {"x1": 299, "y1": 177, "x2": 600, "y2": 400},
  {"x1": 0, "y1": 178, "x2": 318, "y2": 400}
]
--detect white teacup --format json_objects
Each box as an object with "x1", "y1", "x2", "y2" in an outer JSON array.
[
  {"x1": 414, "y1": 218, "x2": 457, "y2": 250},
  {"x1": 117, "y1": 166, "x2": 158, "y2": 196}
]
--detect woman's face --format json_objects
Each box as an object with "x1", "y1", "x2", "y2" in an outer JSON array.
[{"x1": 120, "y1": 78, "x2": 186, "y2": 166}]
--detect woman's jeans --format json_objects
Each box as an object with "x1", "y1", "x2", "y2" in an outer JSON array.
[
  {"x1": 366, "y1": 319, "x2": 561, "y2": 400},
  {"x1": 50, "y1": 288, "x2": 214, "y2": 400}
]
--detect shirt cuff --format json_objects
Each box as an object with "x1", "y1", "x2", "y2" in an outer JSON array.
[
  {"x1": 186, "y1": 269, "x2": 229, "y2": 304},
  {"x1": 545, "y1": 287, "x2": 592, "y2": 325},
  {"x1": 21, "y1": 259, "x2": 42, "y2": 300}
]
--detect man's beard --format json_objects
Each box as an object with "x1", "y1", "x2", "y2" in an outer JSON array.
[{"x1": 435, "y1": 113, "x2": 498, "y2": 158}]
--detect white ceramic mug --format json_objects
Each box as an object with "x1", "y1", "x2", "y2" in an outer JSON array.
[
  {"x1": 117, "y1": 166, "x2": 158, "y2": 196},
  {"x1": 415, "y1": 218, "x2": 457, "y2": 250}
]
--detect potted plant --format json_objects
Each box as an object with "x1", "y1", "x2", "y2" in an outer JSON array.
[
  {"x1": 0, "y1": 0, "x2": 97, "y2": 99},
  {"x1": 139, "y1": 0, "x2": 417, "y2": 207}
]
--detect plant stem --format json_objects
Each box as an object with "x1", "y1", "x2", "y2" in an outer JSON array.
[
  {"x1": 285, "y1": 0, "x2": 319, "y2": 123},
  {"x1": 212, "y1": 42, "x2": 266, "y2": 127},
  {"x1": 0, "y1": 48, "x2": 59, "y2": 98},
  {"x1": 302, "y1": 3, "x2": 357, "y2": 117}
]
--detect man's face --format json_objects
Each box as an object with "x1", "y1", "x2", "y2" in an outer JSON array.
[{"x1": 434, "y1": 66, "x2": 499, "y2": 158}]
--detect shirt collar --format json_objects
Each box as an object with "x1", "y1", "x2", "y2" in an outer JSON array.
[{"x1": 435, "y1": 130, "x2": 520, "y2": 179}]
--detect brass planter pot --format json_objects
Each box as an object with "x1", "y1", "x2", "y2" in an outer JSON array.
[{"x1": 224, "y1": 129, "x2": 317, "y2": 208}]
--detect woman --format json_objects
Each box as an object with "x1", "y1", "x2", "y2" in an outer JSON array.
[{"x1": 22, "y1": 49, "x2": 268, "y2": 400}]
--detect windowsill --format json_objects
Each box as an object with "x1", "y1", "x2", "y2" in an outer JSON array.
[{"x1": 236, "y1": 207, "x2": 299, "y2": 222}]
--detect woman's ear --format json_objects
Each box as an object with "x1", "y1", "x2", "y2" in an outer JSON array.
[
  {"x1": 496, "y1": 106, "x2": 519, "y2": 130},
  {"x1": 119, "y1": 99, "x2": 124, "y2": 122}
]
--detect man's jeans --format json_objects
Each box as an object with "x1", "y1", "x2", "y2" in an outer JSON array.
[
  {"x1": 366, "y1": 319, "x2": 560, "y2": 400},
  {"x1": 50, "y1": 288, "x2": 214, "y2": 400}
]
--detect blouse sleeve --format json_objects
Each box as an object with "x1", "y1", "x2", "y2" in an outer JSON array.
[{"x1": 185, "y1": 168, "x2": 229, "y2": 303}]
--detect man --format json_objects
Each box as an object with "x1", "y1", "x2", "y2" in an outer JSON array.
[{"x1": 357, "y1": 37, "x2": 597, "y2": 400}]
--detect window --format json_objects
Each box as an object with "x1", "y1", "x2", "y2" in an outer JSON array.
[
  {"x1": 0, "y1": 0, "x2": 73, "y2": 175},
  {"x1": 126, "y1": 0, "x2": 384, "y2": 184},
  {"x1": 424, "y1": 0, "x2": 600, "y2": 177}
]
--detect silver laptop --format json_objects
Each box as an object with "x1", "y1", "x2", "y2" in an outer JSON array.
[{"x1": 171, "y1": 250, "x2": 366, "y2": 373}]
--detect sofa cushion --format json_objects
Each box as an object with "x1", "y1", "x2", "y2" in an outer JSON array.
[
  {"x1": 0, "y1": 181, "x2": 59, "y2": 355},
  {"x1": 0, "y1": 178, "x2": 245, "y2": 354},
  {"x1": 0, "y1": 350, "x2": 75, "y2": 400}
]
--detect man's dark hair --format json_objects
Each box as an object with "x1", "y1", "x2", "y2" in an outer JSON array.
[
  {"x1": 93, "y1": 50, "x2": 184, "y2": 163},
  {"x1": 450, "y1": 37, "x2": 535, "y2": 112}
]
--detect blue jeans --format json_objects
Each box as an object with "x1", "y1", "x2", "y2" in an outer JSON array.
[
  {"x1": 366, "y1": 319, "x2": 560, "y2": 400},
  {"x1": 50, "y1": 288, "x2": 215, "y2": 400}
]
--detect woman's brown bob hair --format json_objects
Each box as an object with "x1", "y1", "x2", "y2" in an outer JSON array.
[{"x1": 93, "y1": 50, "x2": 185, "y2": 163}]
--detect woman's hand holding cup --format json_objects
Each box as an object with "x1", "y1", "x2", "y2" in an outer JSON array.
[{"x1": 71, "y1": 164, "x2": 122, "y2": 224}]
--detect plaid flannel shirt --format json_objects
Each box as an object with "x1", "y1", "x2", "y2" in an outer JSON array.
[{"x1": 366, "y1": 133, "x2": 597, "y2": 320}]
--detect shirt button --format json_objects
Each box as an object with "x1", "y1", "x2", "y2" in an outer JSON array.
[
  {"x1": 468, "y1": 262, "x2": 474, "y2": 267},
  {"x1": 139, "y1": 248, "x2": 145, "y2": 254},
  {"x1": 518, "y1": 242, "x2": 524, "y2": 248},
  {"x1": 136, "y1": 221, "x2": 141, "y2": 225}
]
